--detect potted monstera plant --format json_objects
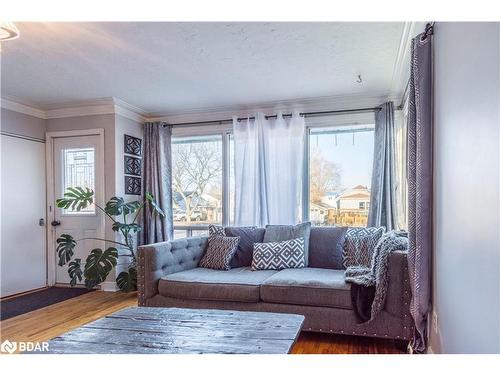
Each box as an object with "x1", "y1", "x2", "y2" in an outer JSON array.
[{"x1": 55, "y1": 187, "x2": 164, "y2": 291}]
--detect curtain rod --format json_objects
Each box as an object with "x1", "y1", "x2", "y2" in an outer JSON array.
[{"x1": 164, "y1": 106, "x2": 381, "y2": 127}]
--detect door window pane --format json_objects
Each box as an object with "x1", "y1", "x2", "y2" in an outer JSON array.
[
  {"x1": 309, "y1": 125, "x2": 374, "y2": 227},
  {"x1": 63, "y1": 148, "x2": 95, "y2": 214},
  {"x1": 172, "y1": 135, "x2": 223, "y2": 226}
]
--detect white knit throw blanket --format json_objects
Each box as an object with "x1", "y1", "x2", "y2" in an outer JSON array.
[{"x1": 345, "y1": 230, "x2": 408, "y2": 322}]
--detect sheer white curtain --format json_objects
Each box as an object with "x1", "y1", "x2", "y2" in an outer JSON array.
[{"x1": 233, "y1": 112, "x2": 305, "y2": 226}]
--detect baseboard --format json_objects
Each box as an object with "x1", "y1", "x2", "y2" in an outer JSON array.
[{"x1": 101, "y1": 281, "x2": 119, "y2": 292}]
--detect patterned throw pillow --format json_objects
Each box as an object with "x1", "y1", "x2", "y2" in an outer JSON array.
[
  {"x1": 252, "y1": 237, "x2": 306, "y2": 271},
  {"x1": 199, "y1": 235, "x2": 240, "y2": 270},
  {"x1": 208, "y1": 224, "x2": 225, "y2": 237},
  {"x1": 342, "y1": 227, "x2": 385, "y2": 268}
]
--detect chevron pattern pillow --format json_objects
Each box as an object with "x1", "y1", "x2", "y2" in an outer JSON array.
[
  {"x1": 342, "y1": 227, "x2": 385, "y2": 268},
  {"x1": 252, "y1": 237, "x2": 306, "y2": 271},
  {"x1": 199, "y1": 235, "x2": 240, "y2": 270}
]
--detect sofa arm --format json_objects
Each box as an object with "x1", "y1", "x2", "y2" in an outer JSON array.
[
  {"x1": 137, "y1": 236, "x2": 208, "y2": 305},
  {"x1": 384, "y1": 250, "x2": 412, "y2": 322}
]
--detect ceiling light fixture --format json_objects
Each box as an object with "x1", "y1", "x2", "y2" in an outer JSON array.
[{"x1": 0, "y1": 22, "x2": 20, "y2": 41}]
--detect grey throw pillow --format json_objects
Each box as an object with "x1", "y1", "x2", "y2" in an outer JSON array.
[
  {"x1": 252, "y1": 237, "x2": 306, "y2": 271},
  {"x1": 342, "y1": 227, "x2": 385, "y2": 268},
  {"x1": 263, "y1": 222, "x2": 311, "y2": 266},
  {"x1": 308, "y1": 226, "x2": 348, "y2": 269},
  {"x1": 199, "y1": 235, "x2": 240, "y2": 270},
  {"x1": 224, "y1": 226, "x2": 265, "y2": 268}
]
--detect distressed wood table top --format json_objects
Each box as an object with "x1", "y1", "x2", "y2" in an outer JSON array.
[{"x1": 45, "y1": 307, "x2": 305, "y2": 354}]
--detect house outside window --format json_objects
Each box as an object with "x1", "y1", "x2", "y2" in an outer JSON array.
[{"x1": 308, "y1": 125, "x2": 375, "y2": 227}]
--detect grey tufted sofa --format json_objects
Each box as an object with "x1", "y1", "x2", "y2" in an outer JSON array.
[{"x1": 137, "y1": 236, "x2": 413, "y2": 342}]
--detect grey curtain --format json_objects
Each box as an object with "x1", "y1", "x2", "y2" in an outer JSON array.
[
  {"x1": 140, "y1": 122, "x2": 173, "y2": 245},
  {"x1": 407, "y1": 27, "x2": 433, "y2": 353},
  {"x1": 368, "y1": 101, "x2": 398, "y2": 231}
]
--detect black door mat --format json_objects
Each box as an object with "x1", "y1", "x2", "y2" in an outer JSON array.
[{"x1": 1, "y1": 287, "x2": 95, "y2": 321}]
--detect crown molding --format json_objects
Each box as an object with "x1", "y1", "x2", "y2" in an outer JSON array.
[
  {"x1": 45, "y1": 102, "x2": 116, "y2": 119},
  {"x1": 149, "y1": 91, "x2": 390, "y2": 124},
  {"x1": 113, "y1": 98, "x2": 148, "y2": 123},
  {"x1": 389, "y1": 21, "x2": 427, "y2": 99},
  {"x1": 0, "y1": 97, "x2": 47, "y2": 119},
  {"x1": 1, "y1": 96, "x2": 148, "y2": 123},
  {"x1": 2, "y1": 89, "x2": 404, "y2": 126}
]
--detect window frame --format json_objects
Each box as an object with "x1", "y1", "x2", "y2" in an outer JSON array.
[
  {"x1": 170, "y1": 112, "x2": 377, "y2": 237},
  {"x1": 303, "y1": 120, "x2": 376, "y2": 225},
  {"x1": 171, "y1": 126, "x2": 233, "y2": 238}
]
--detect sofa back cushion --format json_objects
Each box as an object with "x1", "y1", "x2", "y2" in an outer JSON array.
[
  {"x1": 308, "y1": 226, "x2": 348, "y2": 269},
  {"x1": 263, "y1": 222, "x2": 311, "y2": 266},
  {"x1": 224, "y1": 226, "x2": 266, "y2": 268}
]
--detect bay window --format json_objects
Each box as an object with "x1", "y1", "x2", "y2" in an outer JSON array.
[{"x1": 171, "y1": 119, "x2": 377, "y2": 237}]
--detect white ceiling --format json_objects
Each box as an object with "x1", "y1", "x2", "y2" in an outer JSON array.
[{"x1": 1, "y1": 22, "x2": 406, "y2": 115}]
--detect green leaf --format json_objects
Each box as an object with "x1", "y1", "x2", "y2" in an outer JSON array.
[
  {"x1": 83, "y1": 247, "x2": 118, "y2": 289},
  {"x1": 68, "y1": 258, "x2": 83, "y2": 287},
  {"x1": 112, "y1": 222, "x2": 142, "y2": 233},
  {"x1": 105, "y1": 197, "x2": 141, "y2": 216},
  {"x1": 116, "y1": 268, "x2": 137, "y2": 292},
  {"x1": 56, "y1": 234, "x2": 77, "y2": 266},
  {"x1": 145, "y1": 192, "x2": 165, "y2": 217},
  {"x1": 56, "y1": 187, "x2": 94, "y2": 211}
]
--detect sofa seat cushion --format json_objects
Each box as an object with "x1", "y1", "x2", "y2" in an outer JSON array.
[
  {"x1": 159, "y1": 267, "x2": 278, "y2": 303},
  {"x1": 260, "y1": 267, "x2": 352, "y2": 309}
]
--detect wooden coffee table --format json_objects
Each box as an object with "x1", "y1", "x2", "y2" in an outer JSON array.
[{"x1": 45, "y1": 307, "x2": 305, "y2": 354}]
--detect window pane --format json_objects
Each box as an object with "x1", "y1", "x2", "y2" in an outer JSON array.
[
  {"x1": 63, "y1": 148, "x2": 95, "y2": 214},
  {"x1": 309, "y1": 125, "x2": 374, "y2": 227},
  {"x1": 192, "y1": 229, "x2": 208, "y2": 237},
  {"x1": 172, "y1": 135, "x2": 223, "y2": 227},
  {"x1": 173, "y1": 230, "x2": 187, "y2": 240}
]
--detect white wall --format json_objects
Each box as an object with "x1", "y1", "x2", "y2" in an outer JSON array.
[
  {"x1": 1, "y1": 109, "x2": 48, "y2": 296},
  {"x1": 1, "y1": 108, "x2": 47, "y2": 140},
  {"x1": 432, "y1": 22, "x2": 500, "y2": 353},
  {"x1": 114, "y1": 114, "x2": 143, "y2": 275}
]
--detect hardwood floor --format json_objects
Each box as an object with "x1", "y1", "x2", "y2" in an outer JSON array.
[{"x1": 0, "y1": 291, "x2": 405, "y2": 354}]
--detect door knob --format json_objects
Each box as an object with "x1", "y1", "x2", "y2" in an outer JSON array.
[{"x1": 51, "y1": 220, "x2": 61, "y2": 227}]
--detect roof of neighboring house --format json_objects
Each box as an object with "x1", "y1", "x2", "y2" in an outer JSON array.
[
  {"x1": 339, "y1": 192, "x2": 370, "y2": 200},
  {"x1": 310, "y1": 202, "x2": 332, "y2": 210},
  {"x1": 336, "y1": 185, "x2": 371, "y2": 200}
]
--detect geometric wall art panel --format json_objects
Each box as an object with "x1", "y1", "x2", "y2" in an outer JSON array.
[
  {"x1": 125, "y1": 176, "x2": 141, "y2": 195},
  {"x1": 124, "y1": 134, "x2": 142, "y2": 156},
  {"x1": 124, "y1": 155, "x2": 142, "y2": 176}
]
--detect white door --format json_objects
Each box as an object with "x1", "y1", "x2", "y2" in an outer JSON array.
[
  {"x1": 51, "y1": 135, "x2": 104, "y2": 285},
  {"x1": 1, "y1": 135, "x2": 47, "y2": 297}
]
